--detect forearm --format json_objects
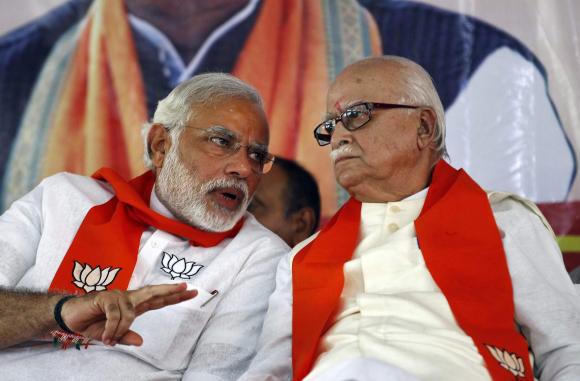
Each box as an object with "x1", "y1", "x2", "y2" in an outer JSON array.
[{"x1": 0, "y1": 288, "x2": 64, "y2": 349}]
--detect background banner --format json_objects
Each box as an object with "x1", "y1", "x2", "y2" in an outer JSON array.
[{"x1": 0, "y1": 0, "x2": 578, "y2": 270}]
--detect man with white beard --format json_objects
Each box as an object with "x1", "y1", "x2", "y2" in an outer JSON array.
[{"x1": 0, "y1": 73, "x2": 289, "y2": 380}]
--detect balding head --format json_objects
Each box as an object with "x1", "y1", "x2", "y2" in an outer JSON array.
[
  {"x1": 331, "y1": 56, "x2": 447, "y2": 158},
  {"x1": 323, "y1": 56, "x2": 444, "y2": 202}
]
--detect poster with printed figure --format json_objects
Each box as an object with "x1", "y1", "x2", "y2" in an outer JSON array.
[{"x1": 0, "y1": 0, "x2": 578, "y2": 271}]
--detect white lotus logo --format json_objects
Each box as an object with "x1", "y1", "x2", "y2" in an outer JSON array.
[
  {"x1": 161, "y1": 252, "x2": 203, "y2": 280},
  {"x1": 72, "y1": 261, "x2": 121, "y2": 293},
  {"x1": 486, "y1": 345, "x2": 525, "y2": 377}
]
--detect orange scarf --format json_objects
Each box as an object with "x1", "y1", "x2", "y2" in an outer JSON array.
[
  {"x1": 292, "y1": 160, "x2": 532, "y2": 381},
  {"x1": 49, "y1": 168, "x2": 243, "y2": 294}
]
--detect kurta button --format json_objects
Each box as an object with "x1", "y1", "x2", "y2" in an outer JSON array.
[
  {"x1": 389, "y1": 205, "x2": 402, "y2": 213},
  {"x1": 151, "y1": 241, "x2": 158, "y2": 248},
  {"x1": 387, "y1": 223, "x2": 399, "y2": 233}
]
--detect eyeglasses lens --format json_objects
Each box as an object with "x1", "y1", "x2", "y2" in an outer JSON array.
[{"x1": 342, "y1": 104, "x2": 370, "y2": 130}]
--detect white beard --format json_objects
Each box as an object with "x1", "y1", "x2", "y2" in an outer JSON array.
[{"x1": 155, "y1": 144, "x2": 249, "y2": 232}]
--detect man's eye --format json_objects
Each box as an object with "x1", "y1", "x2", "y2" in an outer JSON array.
[
  {"x1": 209, "y1": 136, "x2": 233, "y2": 148},
  {"x1": 323, "y1": 120, "x2": 335, "y2": 133},
  {"x1": 249, "y1": 150, "x2": 268, "y2": 164},
  {"x1": 345, "y1": 109, "x2": 362, "y2": 119}
]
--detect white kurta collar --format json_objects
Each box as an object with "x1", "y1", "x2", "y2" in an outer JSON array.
[
  {"x1": 128, "y1": 0, "x2": 260, "y2": 86},
  {"x1": 150, "y1": 186, "x2": 177, "y2": 220},
  {"x1": 360, "y1": 188, "x2": 429, "y2": 236}
]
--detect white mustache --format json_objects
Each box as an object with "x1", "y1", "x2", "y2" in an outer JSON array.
[
  {"x1": 330, "y1": 145, "x2": 359, "y2": 164},
  {"x1": 201, "y1": 177, "x2": 249, "y2": 203}
]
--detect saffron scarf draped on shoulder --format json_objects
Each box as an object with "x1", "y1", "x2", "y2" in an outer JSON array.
[
  {"x1": 2, "y1": 0, "x2": 382, "y2": 220},
  {"x1": 49, "y1": 168, "x2": 243, "y2": 294},
  {"x1": 292, "y1": 160, "x2": 533, "y2": 381}
]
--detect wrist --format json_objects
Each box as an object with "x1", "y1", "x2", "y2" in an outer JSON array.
[{"x1": 53, "y1": 295, "x2": 76, "y2": 333}]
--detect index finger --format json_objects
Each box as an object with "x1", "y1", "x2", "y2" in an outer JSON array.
[{"x1": 128, "y1": 283, "x2": 197, "y2": 309}]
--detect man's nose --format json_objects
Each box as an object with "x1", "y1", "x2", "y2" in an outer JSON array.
[
  {"x1": 330, "y1": 122, "x2": 353, "y2": 149},
  {"x1": 225, "y1": 148, "x2": 253, "y2": 178}
]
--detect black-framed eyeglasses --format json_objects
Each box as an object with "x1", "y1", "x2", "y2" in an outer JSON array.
[
  {"x1": 313, "y1": 102, "x2": 424, "y2": 146},
  {"x1": 167, "y1": 125, "x2": 275, "y2": 174}
]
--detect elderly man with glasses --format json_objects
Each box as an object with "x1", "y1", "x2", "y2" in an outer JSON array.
[
  {"x1": 240, "y1": 56, "x2": 580, "y2": 381},
  {"x1": 0, "y1": 73, "x2": 289, "y2": 380}
]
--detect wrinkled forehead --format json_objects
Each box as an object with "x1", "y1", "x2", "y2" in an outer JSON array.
[
  {"x1": 327, "y1": 63, "x2": 407, "y2": 113},
  {"x1": 191, "y1": 96, "x2": 269, "y2": 143}
]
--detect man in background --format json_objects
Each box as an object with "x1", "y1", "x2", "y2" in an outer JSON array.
[{"x1": 250, "y1": 157, "x2": 321, "y2": 247}]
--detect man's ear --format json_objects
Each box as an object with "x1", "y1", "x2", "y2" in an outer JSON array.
[
  {"x1": 417, "y1": 108, "x2": 437, "y2": 150},
  {"x1": 148, "y1": 124, "x2": 171, "y2": 170},
  {"x1": 288, "y1": 207, "x2": 317, "y2": 247}
]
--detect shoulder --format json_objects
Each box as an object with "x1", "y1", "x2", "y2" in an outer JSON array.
[
  {"x1": 487, "y1": 191, "x2": 555, "y2": 238},
  {"x1": 487, "y1": 191, "x2": 567, "y2": 268},
  {"x1": 40, "y1": 171, "x2": 111, "y2": 192},
  {"x1": 288, "y1": 231, "x2": 320, "y2": 265},
  {"x1": 35, "y1": 172, "x2": 115, "y2": 208},
  {"x1": 0, "y1": 0, "x2": 90, "y2": 51}
]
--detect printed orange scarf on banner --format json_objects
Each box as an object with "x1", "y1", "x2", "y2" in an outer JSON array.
[
  {"x1": 292, "y1": 160, "x2": 533, "y2": 381},
  {"x1": 43, "y1": 0, "x2": 147, "y2": 181},
  {"x1": 49, "y1": 168, "x2": 243, "y2": 294}
]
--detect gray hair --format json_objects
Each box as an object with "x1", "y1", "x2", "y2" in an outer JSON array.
[
  {"x1": 141, "y1": 72, "x2": 264, "y2": 169},
  {"x1": 380, "y1": 56, "x2": 448, "y2": 159}
]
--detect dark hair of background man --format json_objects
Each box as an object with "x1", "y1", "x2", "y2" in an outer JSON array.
[{"x1": 275, "y1": 157, "x2": 321, "y2": 234}]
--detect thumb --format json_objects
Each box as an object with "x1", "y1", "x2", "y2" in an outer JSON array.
[{"x1": 115, "y1": 330, "x2": 143, "y2": 346}]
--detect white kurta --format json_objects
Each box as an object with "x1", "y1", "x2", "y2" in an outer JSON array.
[
  {"x1": 0, "y1": 172, "x2": 290, "y2": 381},
  {"x1": 306, "y1": 193, "x2": 490, "y2": 381},
  {"x1": 240, "y1": 192, "x2": 580, "y2": 381}
]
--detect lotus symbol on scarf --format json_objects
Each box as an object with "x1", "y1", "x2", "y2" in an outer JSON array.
[
  {"x1": 72, "y1": 261, "x2": 121, "y2": 293},
  {"x1": 486, "y1": 345, "x2": 525, "y2": 377},
  {"x1": 161, "y1": 252, "x2": 203, "y2": 280}
]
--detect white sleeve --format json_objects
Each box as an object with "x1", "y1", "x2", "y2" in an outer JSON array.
[
  {"x1": 0, "y1": 183, "x2": 44, "y2": 286},
  {"x1": 492, "y1": 198, "x2": 580, "y2": 381},
  {"x1": 182, "y1": 240, "x2": 289, "y2": 381},
  {"x1": 237, "y1": 252, "x2": 293, "y2": 381}
]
